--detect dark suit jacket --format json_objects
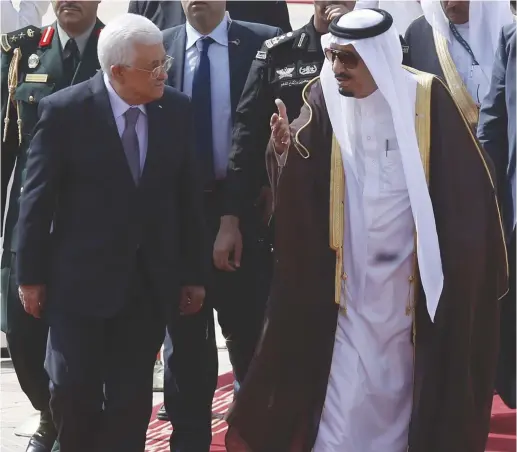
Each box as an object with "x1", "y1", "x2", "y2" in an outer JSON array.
[
  {"x1": 163, "y1": 19, "x2": 281, "y2": 125},
  {"x1": 129, "y1": 1, "x2": 291, "y2": 33},
  {"x1": 478, "y1": 23, "x2": 516, "y2": 239},
  {"x1": 16, "y1": 72, "x2": 207, "y2": 318},
  {"x1": 404, "y1": 16, "x2": 445, "y2": 80}
]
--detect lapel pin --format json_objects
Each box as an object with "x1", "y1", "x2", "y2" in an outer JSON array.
[
  {"x1": 158, "y1": 105, "x2": 162, "y2": 109},
  {"x1": 28, "y1": 53, "x2": 40, "y2": 69}
]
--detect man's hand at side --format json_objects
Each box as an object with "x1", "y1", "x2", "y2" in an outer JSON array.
[
  {"x1": 18, "y1": 284, "x2": 46, "y2": 318},
  {"x1": 179, "y1": 286, "x2": 206, "y2": 315},
  {"x1": 214, "y1": 215, "x2": 243, "y2": 272}
]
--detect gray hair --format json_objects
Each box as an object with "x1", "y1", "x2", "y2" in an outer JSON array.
[{"x1": 98, "y1": 13, "x2": 163, "y2": 77}]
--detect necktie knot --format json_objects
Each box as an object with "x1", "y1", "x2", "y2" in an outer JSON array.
[
  {"x1": 125, "y1": 107, "x2": 140, "y2": 128},
  {"x1": 198, "y1": 36, "x2": 214, "y2": 54},
  {"x1": 64, "y1": 38, "x2": 79, "y2": 59}
]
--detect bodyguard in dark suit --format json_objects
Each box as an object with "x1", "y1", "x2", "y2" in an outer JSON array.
[
  {"x1": 16, "y1": 13, "x2": 207, "y2": 451},
  {"x1": 478, "y1": 22, "x2": 516, "y2": 409},
  {"x1": 128, "y1": 0, "x2": 292, "y2": 32},
  {"x1": 1, "y1": 2, "x2": 103, "y2": 450},
  {"x1": 161, "y1": 2, "x2": 280, "y2": 450}
]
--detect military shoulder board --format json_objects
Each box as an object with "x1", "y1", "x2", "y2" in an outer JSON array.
[
  {"x1": 255, "y1": 50, "x2": 267, "y2": 60},
  {"x1": 1, "y1": 25, "x2": 41, "y2": 53},
  {"x1": 262, "y1": 31, "x2": 296, "y2": 51}
]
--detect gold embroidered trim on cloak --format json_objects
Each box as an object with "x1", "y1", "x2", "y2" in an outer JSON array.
[
  {"x1": 329, "y1": 134, "x2": 345, "y2": 310},
  {"x1": 293, "y1": 76, "x2": 320, "y2": 159},
  {"x1": 410, "y1": 68, "x2": 434, "y2": 318},
  {"x1": 405, "y1": 67, "x2": 433, "y2": 452},
  {"x1": 433, "y1": 28, "x2": 479, "y2": 129}
]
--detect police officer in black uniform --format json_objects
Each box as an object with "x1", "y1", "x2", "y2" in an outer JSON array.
[
  {"x1": 1, "y1": 2, "x2": 102, "y2": 451},
  {"x1": 214, "y1": 1, "x2": 357, "y2": 272}
]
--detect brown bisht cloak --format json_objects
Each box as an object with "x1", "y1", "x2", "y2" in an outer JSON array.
[{"x1": 225, "y1": 72, "x2": 509, "y2": 452}]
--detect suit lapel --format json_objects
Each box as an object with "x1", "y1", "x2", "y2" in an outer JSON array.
[
  {"x1": 90, "y1": 72, "x2": 136, "y2": 189},
  {"x1": 166, "y1": 26, "x2": 186, "y2": 90},
  {"x1": 72, "y1": 20, "x2": 103, "y2": 85}
]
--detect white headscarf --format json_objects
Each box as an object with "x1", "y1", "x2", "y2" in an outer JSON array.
[
  {"x1": 356, "y1": 0, "x2": 424, "y2": 33},
  {"x1": 421, "y1": 0, "x2": 514, "y2": 99},
  {"x1": 320, "y1": 9, "x2": 444, "y2": 321}
]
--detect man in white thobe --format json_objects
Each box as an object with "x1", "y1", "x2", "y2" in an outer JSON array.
[
  {"x1": 405, "y1": 0, "x2": 514, "y2": 128},
  {"x1": 225, "y1": 8, "x2": 507, "y2": 452}
]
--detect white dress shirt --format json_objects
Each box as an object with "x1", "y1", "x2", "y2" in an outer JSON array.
[
  {"x1": 0, "y1": 0, "x2": 49, "y2": 33},
  {"x1": 448, "y1": 22, "x2": 488, "y2": 104},
  {"x1": 315, "y1": 89, "x2": 415, "y2": 452},
  {"x1": 103, "y1": 73, "x2": 148, "y2": 171},
  {"x1": 183, "y1": 15, "x2": 232, "y2": 180}
]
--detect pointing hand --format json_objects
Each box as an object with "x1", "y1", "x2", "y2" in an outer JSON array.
[{"x1": 270, "y1": 98, "x2": 290, "y2": 154}]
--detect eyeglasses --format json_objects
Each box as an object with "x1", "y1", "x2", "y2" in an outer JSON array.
[
  {"x1": 125, "y1": 55, "x2": 174, "y2": 79},
  {"x1": 324, "y1": 48, "x2": 361, "y2": 69}
]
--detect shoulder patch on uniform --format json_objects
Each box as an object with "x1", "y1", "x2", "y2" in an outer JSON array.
[
  {"x1": 402, "y1": 45, "x2": 409, "y2": 54},
  {"x1": 1, "y1": 25, "x2": 41, "y2": 53},
  {"x1": 297, "y1": 32, "x2": 307, "y2": 49},
  {"x1": 256, "y1": 50, "x2": 267, "y2": 60},
  {"x1": 261, "y1": 31, "x2": 296, "y2": 52}
]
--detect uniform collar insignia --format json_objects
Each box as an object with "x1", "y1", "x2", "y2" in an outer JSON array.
[{"x1": 39, "y1": 26, "x2": 55, "y2": 48}]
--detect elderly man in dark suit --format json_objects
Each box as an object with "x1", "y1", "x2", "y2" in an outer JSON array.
[
  {"x1": 160, "y1": 1, "x2": 280, "y2": 450},
  {"x1": 16, "y1": 13, "x2": 207, "y2": 451},
  {"x1": 478, "y1": 21, "x2": 516, "y2": 410},
  {"x1": 128, "y1": 0, "x2": 292, "y2": 32}
]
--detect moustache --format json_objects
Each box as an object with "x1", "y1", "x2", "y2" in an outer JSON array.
[
  {"x1": 335, "y1": 73, "x2": 353, "y2": 81},
  {"x1": 59, "y1": 2, "x2": 80, "y2": 11},
  {"x1": 445, "y1": 4, "x2": 464, "y2": 13}
]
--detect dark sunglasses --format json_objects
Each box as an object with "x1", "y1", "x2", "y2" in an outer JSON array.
[{"x1": 324, "y1": 48, "x2": 361, "y2": 69}]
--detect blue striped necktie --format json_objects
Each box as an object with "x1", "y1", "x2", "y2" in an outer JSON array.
[{"x1": 191, "y1": 36, "x2": 215, "y2": 185}]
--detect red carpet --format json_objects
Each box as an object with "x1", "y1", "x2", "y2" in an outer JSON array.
[
  {"x1": 145, "y1": 372, "x2": 233, "y2": 451},
  {"x1": 487, "y1": 396, "x2": 517, "y2": 452},
  {"x1": 146, "y1": 372, "x2": 516, "y2": 451}
]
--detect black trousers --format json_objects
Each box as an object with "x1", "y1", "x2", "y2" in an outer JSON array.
[
  {"x1": 496, "y1": 229, "x2": 516, "y2": 408},
  {"x1": 44, "y1": 258, "x2": 166, "y2": 452},
  {"x1": 1, "y1": 251, "x2": 51, "y2": 413},
  {"x1": 164, "y1": 188, "x2": 273, "y2": 452}
]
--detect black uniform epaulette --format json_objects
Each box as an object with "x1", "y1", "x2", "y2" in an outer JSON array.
[
  {"x1": 255, "y1": 30, "x2": 298, "y2": 61},
  {"x1": 1, "y1": 25, "x2": 41, "y2": 54}
]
